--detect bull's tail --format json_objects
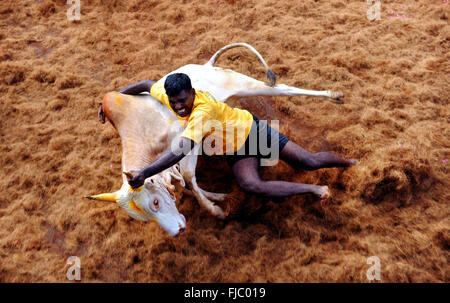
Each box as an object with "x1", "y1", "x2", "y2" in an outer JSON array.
[{"x1": 205, "y1": 42, "x2": 276, "y2": 87}]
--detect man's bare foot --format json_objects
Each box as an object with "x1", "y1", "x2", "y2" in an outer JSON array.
[{"x1": 314, "y1": 185, "x2": 331, "y2": 207}]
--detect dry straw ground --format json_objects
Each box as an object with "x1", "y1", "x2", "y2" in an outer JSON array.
[{"x1": 0, "y1": 0, "x2": 448, "y2": 282}]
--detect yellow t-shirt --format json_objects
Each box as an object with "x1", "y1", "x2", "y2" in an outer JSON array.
[{"x1": 150, "y1": 81, "x2": 253, "y2": 155}]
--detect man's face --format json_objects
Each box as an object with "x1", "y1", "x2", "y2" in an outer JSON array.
[{"x1": 168, "y1": 89, "x2": 195, "y2": 117}]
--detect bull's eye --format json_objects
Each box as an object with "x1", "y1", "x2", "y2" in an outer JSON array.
[{"x1": 153, "y1": 199, "x2": 159, "y2": 210}]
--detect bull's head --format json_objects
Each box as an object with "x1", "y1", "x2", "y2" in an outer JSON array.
[{"x1": 86, "y1": 172, "x2": 186, "y2": 236}]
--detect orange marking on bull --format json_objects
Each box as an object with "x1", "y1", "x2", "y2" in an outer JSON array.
[
  {"x1": 115, "y1": 96, "x2": 123, "y2": 105},
  {"x1": 129, "y1": 200, "x2": 143, "y2": 213},
  {"x1": 129, "y1": 185, "x2": 142, "y2": 192}
]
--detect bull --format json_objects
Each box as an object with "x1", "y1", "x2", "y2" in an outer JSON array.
[{"x1": 86, "y1": 43, "x2": 344, "y2": 236}]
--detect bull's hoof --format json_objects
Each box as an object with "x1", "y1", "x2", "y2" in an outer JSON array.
[
  {"x1": 267, "y1": 69, "x2": 276, "y2": 87},
  {"x1": 330, "y1": 91, "x2": 344, "y2": 104},
  {"x1": 213, "y1": 205, "x2": 226, "y2": 220}
]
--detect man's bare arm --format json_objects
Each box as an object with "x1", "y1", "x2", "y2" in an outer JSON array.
[
  {"x1": 119, "y1": 80, "x2": 155, "y2": 95},
  {"x1": 127, "y1": 137, "x2": 195, "y2": 188}
]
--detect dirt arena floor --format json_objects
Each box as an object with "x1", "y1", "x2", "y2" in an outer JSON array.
[{"x1": 0, "y1": 0, "x2": 448, "y2": 282}]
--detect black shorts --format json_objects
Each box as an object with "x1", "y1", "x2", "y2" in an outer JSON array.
[{"x1": 225, "y1": 115, "x2": 289, "y2": 167}]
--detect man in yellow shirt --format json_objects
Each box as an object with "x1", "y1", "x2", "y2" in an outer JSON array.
[{"x1": 98, "y1": 73, "x2": 357, "y2": 202}]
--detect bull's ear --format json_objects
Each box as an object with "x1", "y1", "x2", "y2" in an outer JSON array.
[
  {"x1": 85, "y1": 192, "x2": 118, "y2": 203},
  {"x1": 144, "y1": 179, "x2": 155, "y2": 191}
]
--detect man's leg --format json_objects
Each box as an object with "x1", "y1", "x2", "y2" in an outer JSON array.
[
  {"x1": 280, "y1": 141, "x2": 357, "y2": 170},
  {"x1": 231, "y1": 157, "x2": 329, "y2": 199}
]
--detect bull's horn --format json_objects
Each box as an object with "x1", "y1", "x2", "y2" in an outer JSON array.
[
  {"x1": 85, "y1": 192, "x2": 118, "y2": 203},
  {"x1": 123, "y1": 171, "x2": 134, "y2": 181}
]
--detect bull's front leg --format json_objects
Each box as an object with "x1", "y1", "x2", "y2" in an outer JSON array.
[
  {"x1": 180, "y1": 145, "x2": 226, "y2": 219},
  {"x1": 199, "y1": 189, "x2": 227, "y2": 202}
]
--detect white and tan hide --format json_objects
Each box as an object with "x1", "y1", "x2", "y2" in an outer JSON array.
[{"x1": 87, "y1": 43, "x2": 344, "y2": 236}]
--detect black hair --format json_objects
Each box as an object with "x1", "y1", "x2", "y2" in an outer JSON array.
[{"x1": 164, "y1": 73, "x2": 192, "y2": 97}]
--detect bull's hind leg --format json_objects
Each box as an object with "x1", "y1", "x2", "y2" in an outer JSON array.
[
  {"x1": 230, "y1": 77, "x2": 344, "y2": 104},
  {"x1": 203, "y1": 42, "x2": 343, "y2": 103},
  {"x1": 179, "y1": 145, "x2": 226, "y2": 219},
  {"x1": 210, "y1": 68, "x2": 344, "y2": 103}
]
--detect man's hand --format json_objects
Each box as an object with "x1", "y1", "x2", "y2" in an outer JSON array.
[
  {"x1": 98, "y1": 103, "x2": 106, "y2": 124},
  {"x1": 126, "y1": 170, "x2": 146, "y2": 189},
  {"x1": 124, "y1": 138, "x2": 194, "y2": 189}
]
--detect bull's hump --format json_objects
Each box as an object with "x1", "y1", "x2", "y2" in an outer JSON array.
[
  {"x1": 104, "y1": 93, "x2": 175, "y2": 172},
  {"x1": 103, "y1": 92, "x2": 171, "y2": 130}
]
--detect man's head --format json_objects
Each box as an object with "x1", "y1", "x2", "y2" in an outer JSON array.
[{"x1": 164, "y1": 73, "x2": 195, "y2": 117}]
